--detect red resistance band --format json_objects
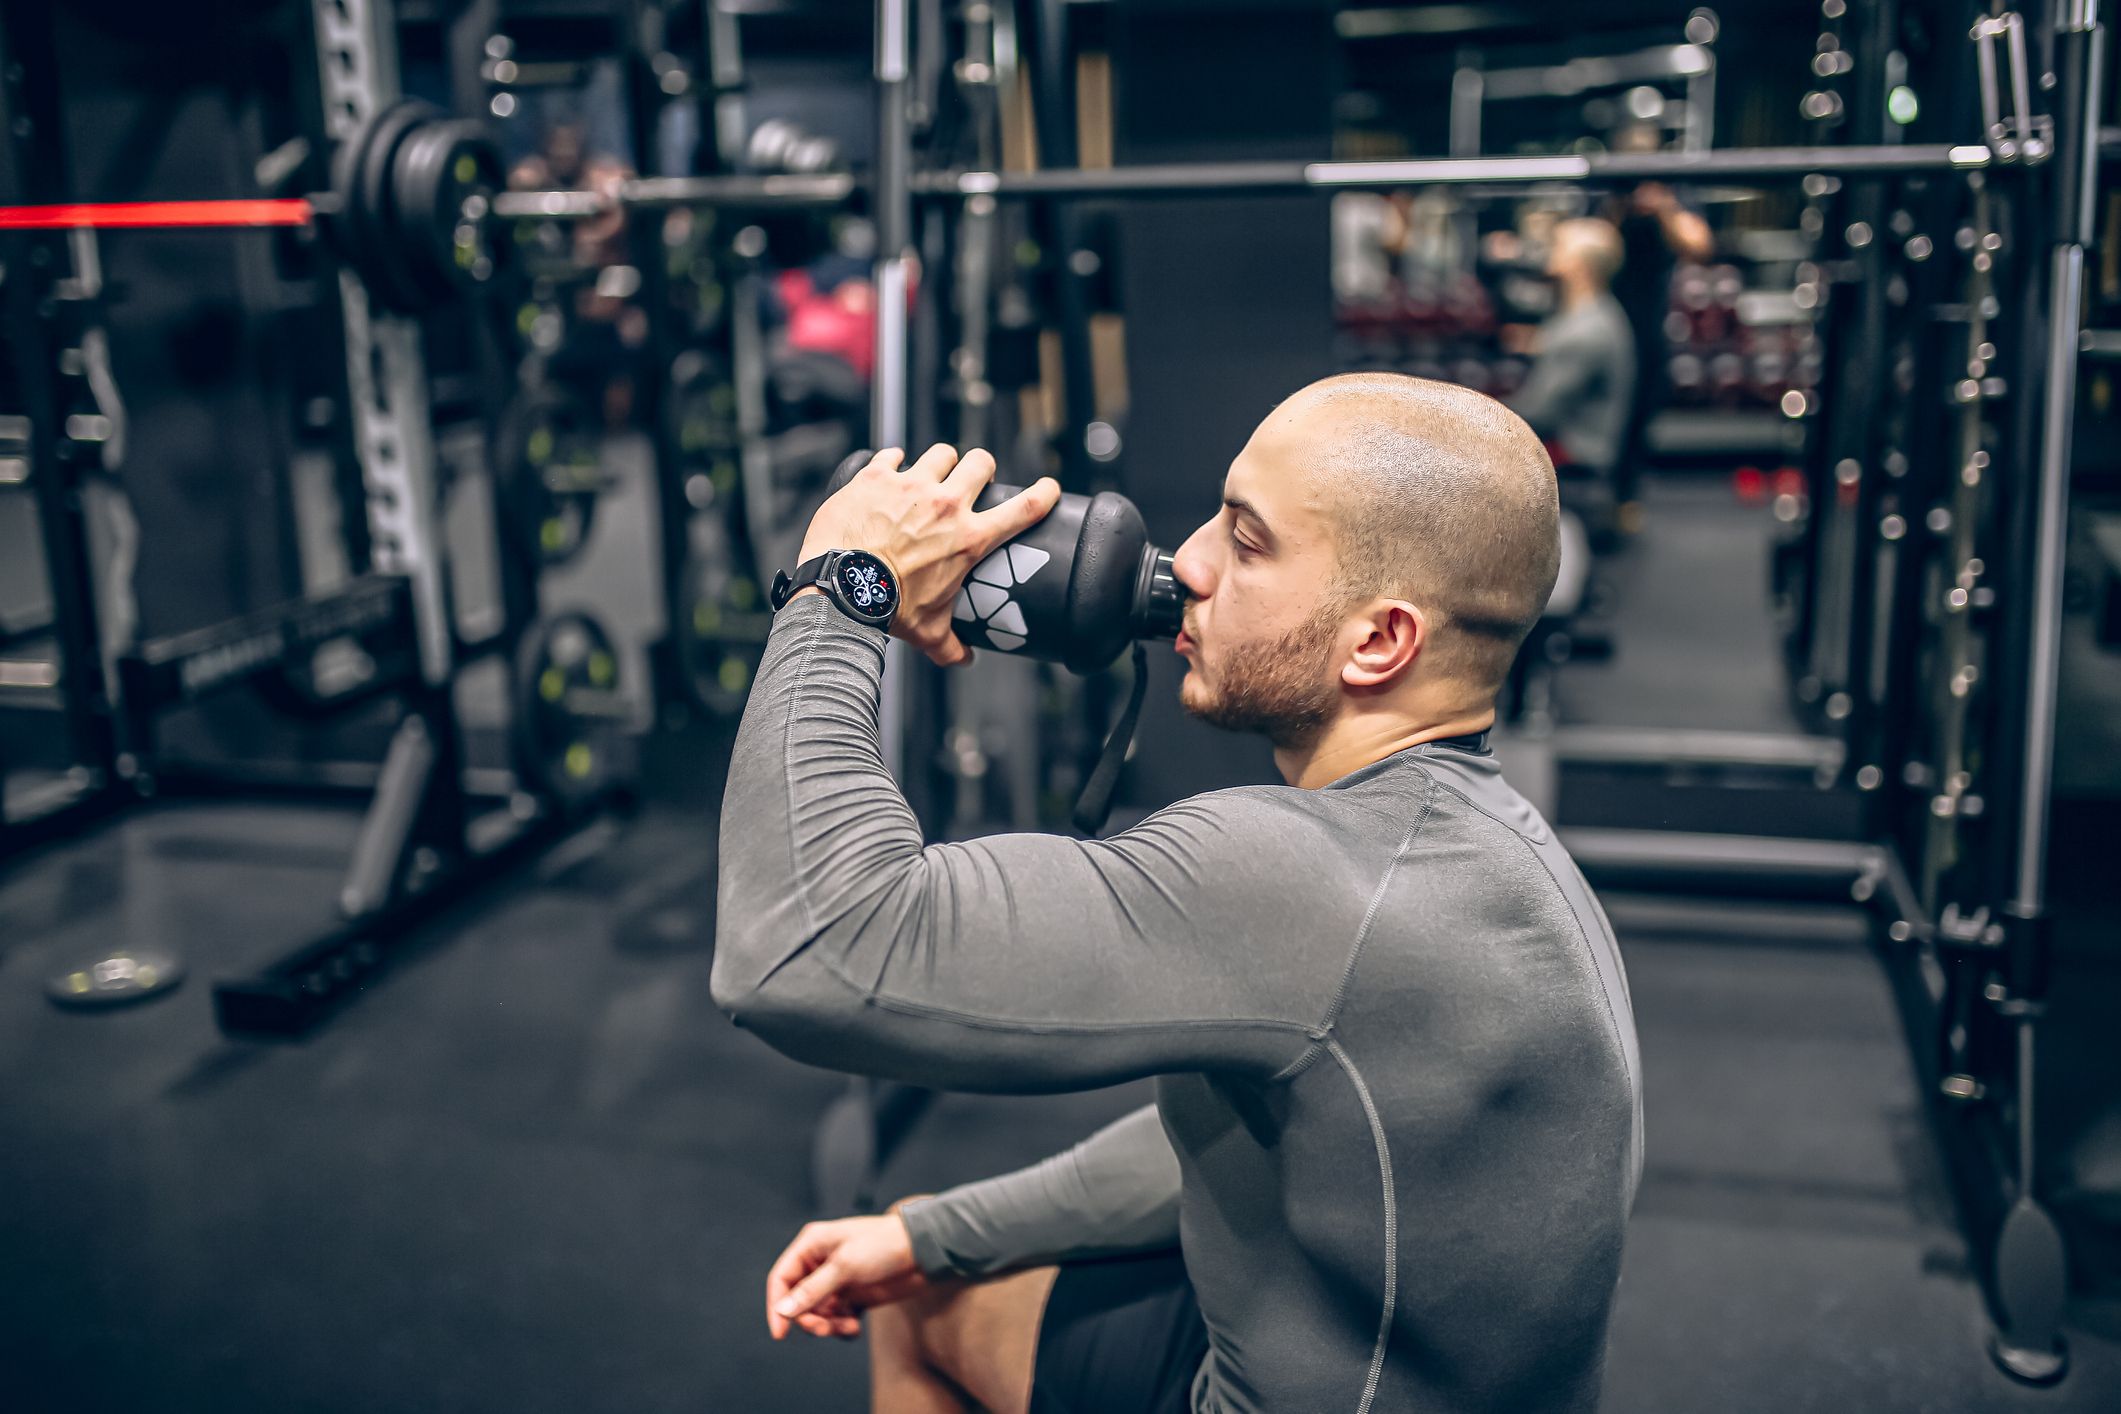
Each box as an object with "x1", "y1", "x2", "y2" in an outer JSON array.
[{"x1": 0, "y1": 199, "x2": 314, "y2": 230}]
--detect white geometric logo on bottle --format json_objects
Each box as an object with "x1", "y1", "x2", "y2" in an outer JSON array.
[{"x1": 953, "y1": 542, "x2": 1050, "y2": 652}]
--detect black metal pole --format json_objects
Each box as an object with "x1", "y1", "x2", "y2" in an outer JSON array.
[
  {"x1": 1974, "y1": 0, "x2": 2105, "y2": 1389},
  {"x1": 875, "y1": 0, "x2": 913, "y2": 453},
  {"x1": 620, "y1": 0, "x2": 706, "y2": 726},
  {"x1": 0, "y1": 0, "x2": 121, "y2": 840},
  {"x1": 1831, "y1": 0, "x2": 1902, "y2": 792},
  {"x1": 1024, "y1": 0, "x2": 1098, "y2": 494}
]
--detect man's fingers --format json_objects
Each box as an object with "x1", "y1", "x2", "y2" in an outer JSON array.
[
  {"x1": 942, "y1": 447, "x2": 998, "y2": 496},
  {"x1": 791, "y1": 1311, "x2": 862, "y2": 1340},
  {"x1": 907, "y1": 443, "x2": 960, "y2": 481},
  {"x1": 776, "y1": 1259, "x2": 847, "y2": 1321},
  {"x1": 858, "y1": 447, "x2": 907, "y2": 479},
  {"x1": 924, "y1": 631, "x2": 972, "y2": 669},
  {"x1": 765, "y1": 1225, "x2": 836, "y2": 1339},
  {"x1": 974, "y1": 477, "x2": 1062, "y2": 548},
  {"x1": 766, "y1": 1228, "x2": 828, "y2": 1298}
]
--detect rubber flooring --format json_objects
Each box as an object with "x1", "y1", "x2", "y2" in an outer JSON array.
[{"x1": 1554, "y1": 475, "x2": 1806, "y2": 736}]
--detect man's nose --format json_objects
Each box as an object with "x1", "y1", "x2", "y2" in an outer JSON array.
[{"x1": 1172, "y1": 521, "x2": 1216, "y2": 601}]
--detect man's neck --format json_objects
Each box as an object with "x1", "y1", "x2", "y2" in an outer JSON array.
[
  {"x1": 1558, "y1": 276, "x2": 1604, "y2": 311},
  {"x1": 1275, "y1": 702, "x2": 1498, "y2": 790}
]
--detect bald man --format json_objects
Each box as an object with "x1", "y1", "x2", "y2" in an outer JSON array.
[
  {"x1": 712, "y1": 375, "x2": 1641, "y2": 1414},
  {"x1": 1508, "y1": 218, "x2": 1637, "y2": 485}
]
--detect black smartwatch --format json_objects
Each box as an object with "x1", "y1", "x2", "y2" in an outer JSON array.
[{"x1": 770, "y1": 549, "x2": 901, "y2": 630}]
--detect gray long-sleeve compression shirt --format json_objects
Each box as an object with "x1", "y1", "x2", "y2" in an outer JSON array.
[{"x1": 712, "y1": 595, "x2": 1643, "y2": 1414}]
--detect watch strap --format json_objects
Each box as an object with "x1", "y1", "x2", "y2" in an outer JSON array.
[{"x1": 770, "y1": 553, "x2": 832, "y2": 611}]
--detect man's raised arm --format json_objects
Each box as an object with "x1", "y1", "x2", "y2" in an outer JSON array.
[{"x1": 709, "y1": 589, "x2": 1335, "y2": 1092}]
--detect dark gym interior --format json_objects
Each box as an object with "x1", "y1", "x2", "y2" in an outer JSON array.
[{"x1": 4, "y1": 1, "x2": 2121, "y2": 1411}]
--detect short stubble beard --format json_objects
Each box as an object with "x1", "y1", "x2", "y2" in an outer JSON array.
[{"x1": 1181, "y1": 597, "x2": 1346, "y2": 751}]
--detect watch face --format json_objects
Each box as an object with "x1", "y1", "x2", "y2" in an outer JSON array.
[{"x1": 833, "y1": 551, "x2": 899, "y2": 621}]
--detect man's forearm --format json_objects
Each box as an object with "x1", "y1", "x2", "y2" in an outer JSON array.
[{"x1": 897, "y1": 1105, "x2": 1182, "y2": 1279}]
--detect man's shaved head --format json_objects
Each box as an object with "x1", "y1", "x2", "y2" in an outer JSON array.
[
  {"x1": 1280, "y1": 373, "x2": 1561, "y2": 690},
  {"x1": 1549, "y1": 217, "x2": 1625, "y2": 287}
]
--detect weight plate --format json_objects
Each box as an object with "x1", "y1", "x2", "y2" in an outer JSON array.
[
  {"x1": 391, "y1": 119, "x2": 458, "y2": 309},
  {"x1": 511, "y1": 610, "x2": 631, "y2": 808},
  {"x1": 328, "y1": 106, "x2": 378, "y2": 267},
  {"x1": 46, "y1": 948, "x2": 186, "y2": 1010},
  {"x1": 396, "y1": 119, "x2": 504, "y2": 308},
  {"x1": 497, "y1": 388, "x2": 609, "y2": 566},
  {"x1": 358, "y1": 101, "x2": 439, "y2": 313}
]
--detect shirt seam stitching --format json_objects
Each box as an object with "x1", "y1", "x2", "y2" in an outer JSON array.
[
  {"x1": 794, "y1": 946, "x2": 1315, "y2": 1037},
  {"x1": 863, "y1": 979, "x2": 1318, "y2": 1036},
  {"x1": 1326, "y1": 1038, "x2": 1397, "y2": 1414},
  {"x1": 1269, "y1": 773, "x2": 1438, "y2": 1084}
]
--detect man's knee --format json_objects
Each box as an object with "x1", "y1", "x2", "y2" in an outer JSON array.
[{"x1": 873, "y1": 1196, "x2": 1052, "y2": 1411}]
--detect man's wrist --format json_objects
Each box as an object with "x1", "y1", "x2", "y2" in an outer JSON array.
[
  {"x1": 892, "y1": 1197, "x2": 950, "y2": 1279},
  {"x1": 778, "y1": 546, "x2": 899, "y2": 631}
]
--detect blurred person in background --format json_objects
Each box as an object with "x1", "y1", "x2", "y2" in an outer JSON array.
[
  {"x1": 1603, "y1": 121, "x2": 1714, "y2": 510},
  {"x1": 506, "y1": 66, "x2": 645, "y2": 426},
  {"x1": 1331, "y1": 190, "x2": 1413, "y2": 305},
  {"x1": 1505, "y1": 217, "x2": 1636, "y2": 503}
]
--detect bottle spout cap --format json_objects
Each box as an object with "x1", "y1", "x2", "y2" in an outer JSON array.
[{"x1": 1133, "y1": 548, "x2": 1185, "y2": 642}]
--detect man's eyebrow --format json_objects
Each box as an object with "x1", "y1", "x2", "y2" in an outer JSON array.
[{"x1": 1223, "y1": 495, "x2": 1276, "y2": 543}]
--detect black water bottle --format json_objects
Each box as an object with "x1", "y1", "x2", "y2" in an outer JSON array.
[{"x1": 824, "y1": 452, "x2": 1186, "y2": 673}]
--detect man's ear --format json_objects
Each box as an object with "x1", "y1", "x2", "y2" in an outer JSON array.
[{"x1": 1343, "y1": 602, "x2": 1425, "y2": 689}]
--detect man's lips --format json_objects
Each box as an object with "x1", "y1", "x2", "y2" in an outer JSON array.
[{"x1": 1175, "y1": 628, "x2": 1196, "y2": 655}]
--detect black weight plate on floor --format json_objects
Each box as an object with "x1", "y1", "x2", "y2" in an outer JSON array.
[
  {"x1": 46, "y1": 948, "x2": 186, "y2": 1010},
  {"x1": 512, "y1": 611, "x2": 630, "y2": 808},
  {"x1": 358, "y1": 101, "x2": 439, "y2": 313}
]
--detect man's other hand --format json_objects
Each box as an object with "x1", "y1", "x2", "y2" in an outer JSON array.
[
  {"x1": 798, "y1": 444, "x2": 1061, "y2": 667},
  {"x1": 764, "y1": 1212, "x2": 932, "y2": 1340}
]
